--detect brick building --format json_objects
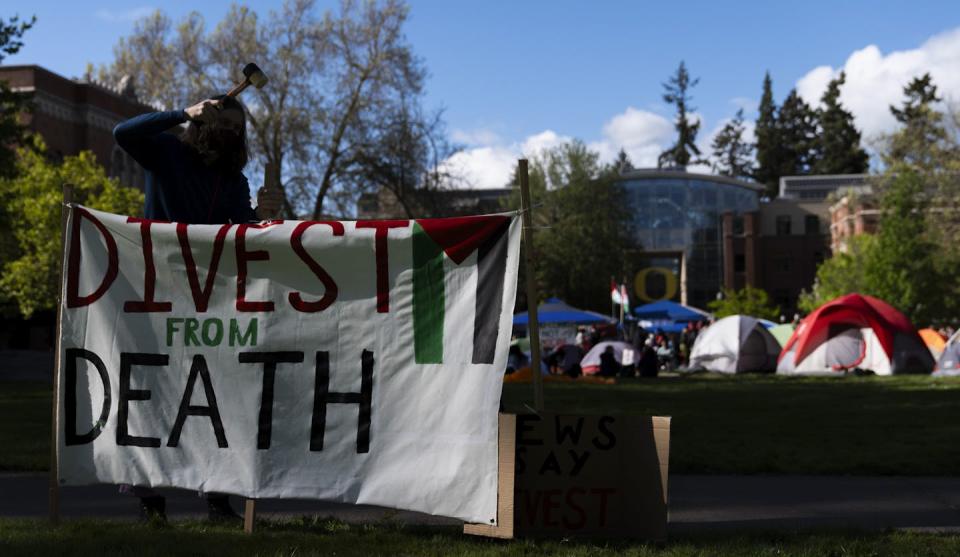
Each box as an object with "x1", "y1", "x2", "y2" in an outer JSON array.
[
  {"x1": 0, "y1": 65, "x2": 156, "y2": 348},
  {"x1": 0, "y1": 64, "x2": 157, "y2": 190},
  {"x1": 721, "y1": 197, "x2": 831, "y2": 316}
]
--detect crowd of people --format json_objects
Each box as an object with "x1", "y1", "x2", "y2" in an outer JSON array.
[{"x1": 506, "y1": 320, "x2": 712, "y2": 379}]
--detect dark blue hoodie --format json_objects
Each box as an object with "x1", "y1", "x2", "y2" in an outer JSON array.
[{"x1": 113, "y1": 110, "x2": 258, "y2": 224}]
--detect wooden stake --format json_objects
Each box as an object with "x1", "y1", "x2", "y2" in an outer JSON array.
[
  {"x1": 517, "y1": 160, "x2": 544, "y2": 412},
  {"x1": 49, "y1": 184, "x2": 74, "y2": 525},
  {"x1": 243, "y1": 499, "x2": 256, "y2": 533}
]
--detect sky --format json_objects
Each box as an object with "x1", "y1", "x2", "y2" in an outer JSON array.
[{"x1": 5, "y1": 0, "x2": 960, "y2": 189}]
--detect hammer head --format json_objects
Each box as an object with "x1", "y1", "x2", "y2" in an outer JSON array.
[{"x1": 242, "y1": 63, "x2": 268, "y2": 88}]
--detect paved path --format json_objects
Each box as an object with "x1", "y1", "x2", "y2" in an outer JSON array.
[{"x1": 3, "y1": 473, "x2": 960, "y2": 532}]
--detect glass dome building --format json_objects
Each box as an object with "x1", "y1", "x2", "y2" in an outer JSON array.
[{"x1": 617, "y1": 169, "x2": 762, "y2": 311}]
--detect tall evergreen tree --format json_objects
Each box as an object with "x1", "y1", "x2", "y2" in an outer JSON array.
[
  {"x1": 777, "y1": 89, "x2": 818, "y2": 177},
  {"x1": 814, "y1": 72, "x2": 868, "y2": 175},
  {"x1": 658, "y1": 61, "x2": 702, "y2": 169},
  {"x1": 886, "y1": 73, "x2": 949, "y2": 169},
  {"x1": 753, "y1": 72, "x2": 782, "y2": 196},
  {"x1": 711, "y1": 108, "x2": 754, "y2": 178},
  {"x1": 615, "y1": 147, "x2": 633, "y2": 174}
]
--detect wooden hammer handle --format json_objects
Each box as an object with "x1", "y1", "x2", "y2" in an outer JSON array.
[{"x1": 225, "y1": 79, "x2": 250, "y2": 98}]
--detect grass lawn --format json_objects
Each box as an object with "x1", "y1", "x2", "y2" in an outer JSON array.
[
  {"x1": 0, "y1": 381, "x2": 49, "y2": 471},
  {"x1": 1, "y1": 518, "x2": 959, "y2": 557},
  {"x1": 4, "y1": 374, "x2": 960, "y2": 474},
  {"x1": 501, "y1": 374, "x2": 960, "y2": 475}
]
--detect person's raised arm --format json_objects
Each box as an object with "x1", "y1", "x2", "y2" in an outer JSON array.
[
  {"x1": 113, "y1": 100, "x2": 222, "y2": 171},
  {"x1": 112, "y1": 110, "x2": 187, "y2": 171}
]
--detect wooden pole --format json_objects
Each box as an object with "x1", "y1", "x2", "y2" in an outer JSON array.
[
  {"x1": 243, "y1": 499, "x2": 257, "y2": 533},
  {"x1": 50, "y1": 184, "x2": 73, "y2": 525},
  {"x1": 517, "y1": 160, "x2": 544, "y2": 412},
  {"x1": 242, "y1": 161, "x2": 283, "y2": 532}
]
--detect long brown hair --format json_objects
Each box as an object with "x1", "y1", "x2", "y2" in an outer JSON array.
[{"x1": 181, "y1": 94, "x2": 248, "y2": 175}]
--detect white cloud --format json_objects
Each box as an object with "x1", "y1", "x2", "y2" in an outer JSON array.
[
  {"x1": 450, "y1": 128, "x2": 501, "y2": 146},
  {"x1": 591, "y1": 107, "x2": 674, "y2": 167},
  {"x1": 441, "y1": 129, "x2": 573, "y2": 189},
  {"x1": 442, "y1": 146, "x2": 517, "y2": 189},
  {"x1": 521, "y1": 130, "x2": 570, "y2": 156},
  {"x1": 444, "y1": 108, "x2": 718, "y2": 189},
  {"x1": 95, "y1": 7, "x2": 156, "y2": 23},
  {"x1": 795, "y1": 26, "x2": 960, "y2": 141}
]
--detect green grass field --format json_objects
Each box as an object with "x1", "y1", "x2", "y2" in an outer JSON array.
[
  {"x1": 1, "y1": 518, "x2": 959, "y2": 557},
  {"x1": 4, "y1": 374, "x2": 960, "y2": 474}
]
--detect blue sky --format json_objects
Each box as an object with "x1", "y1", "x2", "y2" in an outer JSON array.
[{"x1": 5, "y1": 1, "x2": 960, "y2": 187}]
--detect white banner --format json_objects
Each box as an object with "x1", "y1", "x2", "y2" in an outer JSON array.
[{"x1": 57, "y1": 206, "x2": 520, "y2": 523}]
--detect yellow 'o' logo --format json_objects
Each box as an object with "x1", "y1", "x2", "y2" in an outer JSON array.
[{"x1": 634, "y1": 267, "x2": 678, "y2": 302}]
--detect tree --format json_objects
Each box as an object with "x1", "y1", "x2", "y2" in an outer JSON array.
[
  {"x1": 614, "y1": 148, "x2": 633, "y2": 174},
  {"x1": 0, "y1": 138, "x2": 143, "y2": 318},
  {"x1": 777, "y1": 89, "x2": 819, "y2": 177},
  {"x1": 658, "y1": 61, "x2": 702, "y2": 169},
  {"x1": 813, "y1": 72, "x2": 868, "y2": 175},
  {"x1": 711, "y1": 108, "x2": 754, "y2": 178},
  {"x1": 349, "y1": 98, "x2": 461, "y2": 218},
  {"x1": 798, "y1": 234, "x2": 874, "y2": 313},
  {"x1": 862, "y1": 168, "x2": 943, "y2": 324},
  {"x1": 708, "y1": 286, "x2": 779, "y2": 321},
  {"x1": 503, "y1": 141, "x2": 636, "y2": 313},
  {"x1": 753, "y1": 72, "x2": 782, "y2": 196},
  {"x1": 95, "y1": 0, "x2": 442, "y2": 219},
  {"x1": 800, "y1": 169, "x2": 946, "y2": 324},
  {"x1": 0, "y1": 14, "x2": 36, "y2": 178},
  {"x1": 884, "y1": 73, "x2": 951, "y2": 170}
]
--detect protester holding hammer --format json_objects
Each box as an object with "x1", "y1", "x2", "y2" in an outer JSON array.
[{"x1": 112, "y1": 64, "x2": 281, "y2": 522}]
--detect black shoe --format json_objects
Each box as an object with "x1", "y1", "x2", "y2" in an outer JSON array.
[
  {"x1": 207, "y1": 495, "x2": 242, "y2": 523},
  {"x1": 139, "y1": 495, "x2": 167, "y2": 524}
]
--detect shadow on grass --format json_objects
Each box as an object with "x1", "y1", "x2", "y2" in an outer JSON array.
[
  {"x1": 502, "y1": 375, "x2": 960, "y2": 475},
  {"x1": 1, "y1": 517, "x2": 959, "y2": 557},
  {"x1": 4, "y1": 375, "x2": 960, "y2": 475}
]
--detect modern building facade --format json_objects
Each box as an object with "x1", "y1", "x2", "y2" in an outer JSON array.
[
  {"x1": 618, "y1": 169, "x2": 761, "y2": 310},
  {"x1": 354, "y1": 167, "x2": 877, "y2": 315}
]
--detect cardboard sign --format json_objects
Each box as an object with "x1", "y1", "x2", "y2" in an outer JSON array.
[
  {"x1": 465, "y1": 413, "x2": 670, "y2": 540},
  {"x1": 56, "y1": 206, "x2": 521, "y2": 524}
]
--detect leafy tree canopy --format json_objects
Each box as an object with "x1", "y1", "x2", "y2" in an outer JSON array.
[
  {"x1": 503, "y1": 141, "x2": 635, "y2": 313},
  {"x1": 0, "y1": 138, "x2": 143, "y2": 318},
  {"x1": 708, "y1": 286, "x2": 779, "y2": 321}
]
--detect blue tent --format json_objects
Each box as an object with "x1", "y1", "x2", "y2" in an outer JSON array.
[
  {"x1": 513, "y1": 298, "x2": 614, "y2": 325},
  {"x1": 634, "y1": 300, "x2": 711, "y2": 333}
]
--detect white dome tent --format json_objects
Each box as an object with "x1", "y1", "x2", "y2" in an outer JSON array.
[
  {"x1": 688, "y1": 315, "x2": 780, "y2": 374},
  {"x1": 935, "y1": 329, "x2": 960, "y2": 376}
]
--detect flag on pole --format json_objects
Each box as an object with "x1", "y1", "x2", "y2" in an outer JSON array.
[
  {"x1": 620, "y1": 283, "x2": 631, "y2": 313},
  {"x1": 611, "y1": 279, "x2": 624, "y2": 305}
]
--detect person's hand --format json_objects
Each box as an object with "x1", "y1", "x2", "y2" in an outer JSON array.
[
  {"x1": 256, "y1": 186, "x2": 286, "y2": 220},
  {"x1": 184, "y1": 99, "x2": 221, "y2": 124}
]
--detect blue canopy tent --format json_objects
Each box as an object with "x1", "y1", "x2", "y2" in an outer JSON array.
[
  {"x1": 634, "y1": 300, "x2": 711, "y2": 333},
  {"x1": 513, "y1": 298, "x2": 614, "y2": 325}
]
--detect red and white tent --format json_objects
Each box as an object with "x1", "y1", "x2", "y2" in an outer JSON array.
[{"x1": 777, "y1": 294, "x2": 934, "y2": 375}]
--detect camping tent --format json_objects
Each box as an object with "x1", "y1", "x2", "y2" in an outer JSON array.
[
  {"x1": 769, "y1": 323, "x2": 795, "y2": 347},
  {"x1": 513, "y1": 298, "x2": 614, "y2": 325},
  {"x1": 634, "y1": 300, "x2": 710, "y2": 333},
  {"x1": 918, "y1": 328, "x2": 947, "y2": 358},
  {"x1": 580, "y1": 340, "x2": 635, "y2": 375},
  {"x1": 777, "y1": 294, "x2": 934, "y2": 375},
  {"x1": 934, "y1": 329, "x2": 960, "y2": 376},
  {"x1": 688, "y1": 315, "x2": 781, "y2": 373}
]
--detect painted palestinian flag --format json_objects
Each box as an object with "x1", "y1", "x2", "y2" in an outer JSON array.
[{"x1": 411, "y1": 214, "x2": 516, "y2": 364}]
